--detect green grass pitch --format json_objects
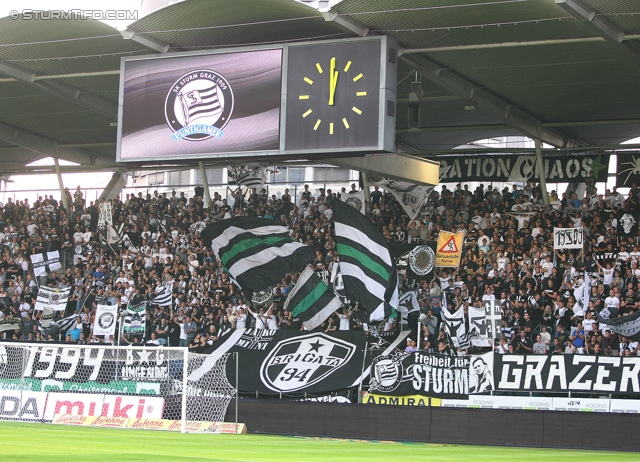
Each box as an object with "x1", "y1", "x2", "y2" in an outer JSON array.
[{"x1": 0, "y1": 421, "x2": 635, "y2": 461}]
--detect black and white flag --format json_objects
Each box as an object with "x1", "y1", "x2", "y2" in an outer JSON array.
[
  {"x1": 617, "y1": 210, "x2": 640, "y2": 237},
  {"x1": 468, "y1": 306, "x2": 491, "y2": 347},
  {"x1": 595, "y1": 307, "x2": 640, "y2": 340},
  {"x1": 228, "y1": 165, "x2": 265, "y2": 188},
  {"x1": 201, "y1": 217, "x2": 314, "y2": 293},
  {"x1": 396, "y1": 291, "x2": 420, "y2": 314},
  {"x1": 93, "y1": 304, "x2": 118, "y2": 336},
  {"x1": 53, "y1": 313, "x2": 80, "y2": 332},
  {"x1": 341, "y1": 190, "x2": 366, "y2": 214},
  {"x1": 333, "y1": 200, "x2": 399, "y2": 322},
  {"x1": 374, "y1": 165, "x2": 449, "y2": 222},
  {"x1": 30, "y1": 251, "x2": 61, "y2": 277},
  {"x1": 441, "y1": 296, "x2": 470, "y2": 349},
  {"x1": 34, "y1": 286, "x2": 71, "y2": 312},
  {"x1": 149, "y1": 280, "x2": 173, "y2": 307}
]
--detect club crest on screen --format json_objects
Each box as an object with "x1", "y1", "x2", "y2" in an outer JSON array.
[{"x1": 164, "y1": 69, "x2": 234, "y2": 142}]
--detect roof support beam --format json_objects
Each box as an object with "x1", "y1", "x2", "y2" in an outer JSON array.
[
  {"x1": 400, "y1": 54, "x2": 573, "y2": 148},
  {"x1": 555, "y1": 0, "x2": 640, "y2": 65},
  {"x1": 0, "y1": 70, "x2": 120, "y2": 83},
  {"x1": 399, "y1": 37, "x2": 604, "y2": 54},
  {"x1": 320, "y1": 11, "x2": 369, "y2": 37},
  {"x1": 0, "y1": 121, "x2": 114, "y2": 166},
  {"x1": 0, "y1": 62, "x2": 117, "y2": 118},
  {"x1": 120, "y1": 30, "x2": 170, "y2": 54}
]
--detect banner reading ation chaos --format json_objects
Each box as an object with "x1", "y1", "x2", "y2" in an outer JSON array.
[
  {"x1": 439, "y1": 154, "x2": 609, "y2": 184},
  {"x1": 368, "y1": 352, "x2": 469, "y2": 399}
]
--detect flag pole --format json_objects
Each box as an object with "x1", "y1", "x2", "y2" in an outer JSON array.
[
  {"x1": 417, "y1": 321, "x2": 422, "y2": 351},
  {"x1": 357, "y1": 339, "x2": 369, "y2": 404}
]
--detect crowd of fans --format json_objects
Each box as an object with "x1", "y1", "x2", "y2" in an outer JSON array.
[{"x1": 0, "y1": 178, "x2": 639, "y2": 360}]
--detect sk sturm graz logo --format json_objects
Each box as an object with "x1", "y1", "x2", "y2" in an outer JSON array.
[
  {"x1": 98, "y1": 312, "x2": 115, "y2": 330},
  {"x1": 164, "y1": 70, "x2": 234, "y2": 142},
  {"x1": 369, "y1": 353, "x2": 405, "y2": 393},
  {"x1": 260, "y1": 333, "x2": 355, "y2": 392},
  {"x1": 408, "y1": 245, "x2": 435, "y2": 276},
  {"x1": 48, "y1": 290, "x2": 64, "y2": 304},
  {"x1": 345, "y1": 196, "x2": 362, "y2": 211}
]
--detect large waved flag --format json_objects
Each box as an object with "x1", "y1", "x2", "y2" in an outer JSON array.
[
  {"x1": 332, "y1": 199, "x2": 399, "y2": 322},
  {"x1": 150, "y1": 280, "x2": 173, "y2": 307},
  {"x1": 201, "y1": 217, "x2": 314, "y2": 293},
  {"x1": 35, "y1": 286, "x2": 71, "y2": 312},
  {"x1": 284, "y1": 266, "x2": 342, "y2": 330},
  {"x1": 31, "y1": 251, "x2": 62, "y2": 277}
]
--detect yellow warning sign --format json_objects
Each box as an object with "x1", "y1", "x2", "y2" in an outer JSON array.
[{"x1": 435, "y1": 231, "x2": 463, "y2": 267}]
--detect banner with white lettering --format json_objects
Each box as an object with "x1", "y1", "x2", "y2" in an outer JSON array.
[
  {"x1": 553, "y1": 227, "x2": 584, "y2": 250},
  {"x1": 368, "y1": 351, "x2": 469, "y2": 399},
  {"x1": 440, "y1": 154, "x2": 609, "y2": 184},
  {"x1": 494, "y1": 354, "x2": 640, "y2": 395}
]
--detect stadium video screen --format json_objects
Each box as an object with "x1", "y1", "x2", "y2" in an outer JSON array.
[{"x1": 117, "y1": 48, "x2": 283, "y2": 161}]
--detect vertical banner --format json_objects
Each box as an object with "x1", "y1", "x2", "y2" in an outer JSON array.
[
  {"x1": 122, "y1": 303, "x2": 146, "y2": 336},
  {"x1": 616, "y1": 154, "x2": 640, "y2": 187},
  {"x1": 93, "y1": 305, "x2": 118, "y2": 336},
  {"x1": 469, "y1": 353, "x2": 494, "y2": 394},
  {"x1": 553, "y1": 227, "x2": 584, "y2": 250},
  {"x1": 435, "y1": 231, "x2": 463, "y2": 267},
  {"x1": 468, "y1": 306, "x2": 491, "y2": 347},
  {"x1": 341, "y1": 190, "x2": 366, "y2": 214},
  {"x1": 484, "y1": 300, "x2": 502, "y2": 344}
]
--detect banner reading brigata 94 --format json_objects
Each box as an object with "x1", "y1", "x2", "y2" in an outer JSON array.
[{"x1": 117, "y1": 49, "x2": 282, "y2": 162}]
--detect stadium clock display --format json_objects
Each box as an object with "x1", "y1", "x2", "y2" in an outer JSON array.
[{"x1": 284, "y1": 39, "x2": 384, "y2": 151}]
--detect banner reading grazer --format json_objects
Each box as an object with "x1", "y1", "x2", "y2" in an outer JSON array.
[
  {"x1": 494, "y1": 354, "x2": 640, "y2": 395},
  {"x1": 435, "y1": 231, "x2": 463, "y2": 267},
  {"x1": 440, "y1": 154, "x2": 609, "y2": 184},
  {"x1": 368, "y1": 351, "x2": 469, "y2": 399},
  {"x1": 553, "y1": 227, "x2": 584, "y2": 250},
  {"x1": 199, "y1": 329, "x2": 407, "y2": 395}
]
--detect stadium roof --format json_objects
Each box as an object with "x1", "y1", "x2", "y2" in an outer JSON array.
[{"x1": 0, "y1": 0, "x2": 639, "y2": 175}]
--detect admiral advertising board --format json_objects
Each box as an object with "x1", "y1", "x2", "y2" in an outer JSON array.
[{"x1": 117, "y1": 36, "x2": 397, "y2": 162}]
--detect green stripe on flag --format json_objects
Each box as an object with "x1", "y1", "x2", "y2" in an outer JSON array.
[
  {"x1": 337, "y1": 243, "x2": 390, "y2": 281},
  {"x1": 292, "y1": 282, "x2": 329, "y2": 318},
  {"x1": 221, "y1": 236, "x2": 290, "y2": 266}
]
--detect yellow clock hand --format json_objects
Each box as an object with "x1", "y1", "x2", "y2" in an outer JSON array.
[{"x1": 329, "y1": 57, "x2": 338, "y2": 106}]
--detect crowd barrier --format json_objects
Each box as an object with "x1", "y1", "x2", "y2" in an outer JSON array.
[{"x1": 225, "y1": 399, "x2": 640, "y2": 450}]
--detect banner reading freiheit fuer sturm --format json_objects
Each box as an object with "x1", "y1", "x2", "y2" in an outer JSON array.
[
  {"x1": 368, "y1": 351, "x2": 469, "y2": 399},
  {"x1": 439, "y1": 154, "x2": 609, "y2": 183}
]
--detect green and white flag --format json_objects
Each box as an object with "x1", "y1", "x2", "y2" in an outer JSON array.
[
  {"x1": 284, "y1": 266, "x2": 342, "y2": 331},
  {"x1": 333, "y1": 200, "x2": 399, "y2": 322},
  {"x1": 122, "y1": 302, "x2": 146, "y2": 335}
]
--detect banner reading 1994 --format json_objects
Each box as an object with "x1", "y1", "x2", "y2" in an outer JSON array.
[{"x1": 553, "y1": 227, "x2": 584, "y2": 250}]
